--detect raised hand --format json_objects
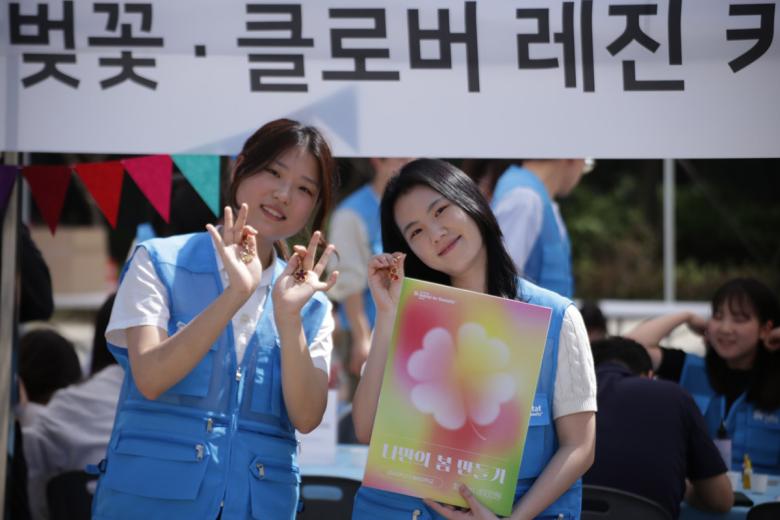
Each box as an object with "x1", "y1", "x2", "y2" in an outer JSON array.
[
  {"x1": 273, "y1": 231, "x2": 338, "y2": 317},
  {"x1": 206, "y1": 204, "x2": 262, "y2": 298},
  {"x1": 367, "y1": 252, "x2": 405, "y2": 314}
]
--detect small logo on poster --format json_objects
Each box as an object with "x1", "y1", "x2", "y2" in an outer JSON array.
[{"x1": 414, "y1": 290, "x2": 455, "y2": 304}]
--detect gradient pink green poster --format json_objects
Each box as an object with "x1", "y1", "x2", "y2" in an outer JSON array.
[{"x1": 363, "y1": 278, "x2": 552, "y2": 516}]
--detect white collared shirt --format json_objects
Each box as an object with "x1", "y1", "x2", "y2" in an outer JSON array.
[{"x1": 107, "y1": 239, "x2": 333, "y2": 373}]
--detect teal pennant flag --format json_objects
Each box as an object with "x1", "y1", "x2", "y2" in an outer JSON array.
[{"x1": 172, "y1": 155, "x2": 220, "y2": 217}]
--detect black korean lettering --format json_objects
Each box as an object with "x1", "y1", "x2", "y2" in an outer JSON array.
[
  {"x1": 727, "y1": 3, "x2": 775, "y2": 72},
  {"x1": 10, "y1": 1, "x2": 74, "y2": 47},
  {"x1": 516, "y1": 9, "x2": 558, "y2": 69},
  {"x1": 89, "y1": 3, "x2": 164, "y2": 47},
  {"x1": 10, "y1": 1, "x2": 78, "y2": 88},
  {"x1": 248, "y1": 54, "x2": 306, "y2": 92},
  {"x1": 607, "y1": 0, "x2": 684, "y2": 91},
  {"x1": 88, "y1": 3, "x2": 164, "y2": 90},
  {"x1": 581, "y1": 0, "x2": 595, "y2": 92},
  {"x1": 408, "y1": 1, "x2": 479, "y2": 92},
  {"x1": 322, "y1": 8, "x2": 400, "y2": 81},
  {"x1": 238, "y1": 4, "x2": 313, "y2": 92},
  {"x1": 21, "y1": 53, "x2": 78, "y2": 88},
  {"x1": 516, "y1": 2, "x2": 594, "y2": 92},
  {"x1": 99, "y1": 51, "x2": 157, "y2": 89}
]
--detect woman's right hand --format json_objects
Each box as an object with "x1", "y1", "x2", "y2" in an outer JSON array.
[
  {"x1": 686, "y1": 313, "x2": 708, "y2": 336},
  {"x1": 206, "y1": 204, "x2": 262, "y2": 298},
  {"x1": 367, "y1": 252, "x2": 405, "y2": 314}
]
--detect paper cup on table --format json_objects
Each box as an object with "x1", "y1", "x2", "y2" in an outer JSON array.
[
  {"x1": 727, "y1": 471, "x2": 741, "y2": 490},
  {"x1": 752, "y1": 473, "x2": 768, "y2": 493}
]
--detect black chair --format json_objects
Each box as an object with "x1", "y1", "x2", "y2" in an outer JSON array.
[
  {"x1": 298, "y1": 475, "x2": 361, "y2": 519},
  {"x1": 747, "y1": 502, "x2": 780, "y2": 520},
  {"x1": 46, "y1": 470, "x2": 98, "y2": 520},
  {"x1": 582, "y1": 485, "x2": 671, "y2": 520}
]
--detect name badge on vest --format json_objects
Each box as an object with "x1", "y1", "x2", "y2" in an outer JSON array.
[
  {"x1": 750, "y1": 410, "x2": 780, "y2": 430},
  {"x1": 529, "y1": 395, "x2": 551, "y2": 427}
]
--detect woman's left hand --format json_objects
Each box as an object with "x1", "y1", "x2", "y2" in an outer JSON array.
[
  {"x1": 273, "y1": 231, "x2": 338, "y2": 317},
  {"x1": 424, "y1": 485, "x2": 498, "y2": 520}
]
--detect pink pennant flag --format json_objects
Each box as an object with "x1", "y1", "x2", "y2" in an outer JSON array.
[
  {"x1": 74, "y1": 162, "x2": 124, "y2": 228},
  {"x1": 22, "y1": 165, "x2": 72, "y2": 234},
  {"x1": 122, "y1": 155, "x2": 173, "y2": 223}
]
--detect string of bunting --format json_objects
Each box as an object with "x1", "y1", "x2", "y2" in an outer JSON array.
[{"x1": 0, "y1": 155, "x2": 220, "y2": 234}]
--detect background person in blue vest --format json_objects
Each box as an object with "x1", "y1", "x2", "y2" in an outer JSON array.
[
  {"x1": 491, "y1": 159, "x2": 591, "y2": 298},
  {"x1": 92, "y1": 119, "x2": 339, "y2": 519},
  {"x1": 329, "y1": 158, "x2": 412, "y2": 378},
  {"x1": 351, "y1": 159, "x2": 597, "y2": 519},
  {"x1": 627, "y1": 278, "x2": 780, "y2": 475}
]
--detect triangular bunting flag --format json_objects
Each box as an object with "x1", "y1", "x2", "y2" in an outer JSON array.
[
  {"x1": 22, "y1": 165, "x2": 72, "y2": 234},
  {"x1": 172, "y1": 155, "x2": 220, "y2": 217},
  {"x1": 74, "y1": 162, "x2": 125, "y2": 228},
  {"x1": 0, "y1": 165, "x2": 19, "y2": 218},
  {"x1": 122, "y1": 155, "x2": 173, "y2": 223}
]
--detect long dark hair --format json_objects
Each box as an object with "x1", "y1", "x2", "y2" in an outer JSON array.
[
  {"x1": 228, "y1": 118, "x2": 337, "y2": 257},
  {"x1": 705, "y1": 277, "x2": 780, "y2": 411},
  {"x1": 380, "y1": 159, "x2": 518, "y2": 299}
]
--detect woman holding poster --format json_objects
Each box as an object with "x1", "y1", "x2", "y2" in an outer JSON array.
[
  {"x1": 352, "y1": 159, "x2": 597, "y2": 519},
  {"x1": 91, "y1": 119, "x2": 339, "y2": 519}
]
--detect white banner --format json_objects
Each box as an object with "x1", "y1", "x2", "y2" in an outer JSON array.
[{"x1": 1, "y1": 0, "x2": 778, "y2": 157}]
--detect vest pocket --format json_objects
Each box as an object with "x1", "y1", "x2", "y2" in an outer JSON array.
[
  {"x1": 518, "y1": 394, "x2": 553, "y2": 479},
  {"x1": 102, "y1": 429, "x2": 209, "y2": 500},
  {"x1": 248, "y1": 456, "x2": 300, "y2": 520}
]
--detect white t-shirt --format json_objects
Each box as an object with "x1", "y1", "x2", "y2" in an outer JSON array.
[
  {"x1": 553, "y1": 306, "x2": 597, "y2": 419},
  {"x1": 107, "y1": 242, "x2": 334, "y2": 374}
]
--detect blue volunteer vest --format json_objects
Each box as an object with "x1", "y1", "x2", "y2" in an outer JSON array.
[
  {"x1": 352, "y1": 278, "x2": 583, "y2": 519},
  {"x1": 680, "y1": 354, "x2": 780, "y2": 475},
  {"x1": 492, "y1": 166, "x2": 574, "y2": 298},
  {"x1": 91, "y1": 232, "x2": 330, "y2": 519},
  {"x1": 335, "y1": 185, "x2": 383, "y2": 330}
]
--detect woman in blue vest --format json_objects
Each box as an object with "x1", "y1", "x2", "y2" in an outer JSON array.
[
  {"x1": 627, "y1": 278, "x2": 780, "y2": 475},
  {"x1": 351, "y1": 159, "x2": 597, "y2": 519},
  {"x1": 92, "y1": 118, "x2": 339, "y2": 519}
]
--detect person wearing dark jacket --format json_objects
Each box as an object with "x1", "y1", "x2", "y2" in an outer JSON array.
[{"x1": 584, "y1": 337, "x2": 733, "y2": 518}]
